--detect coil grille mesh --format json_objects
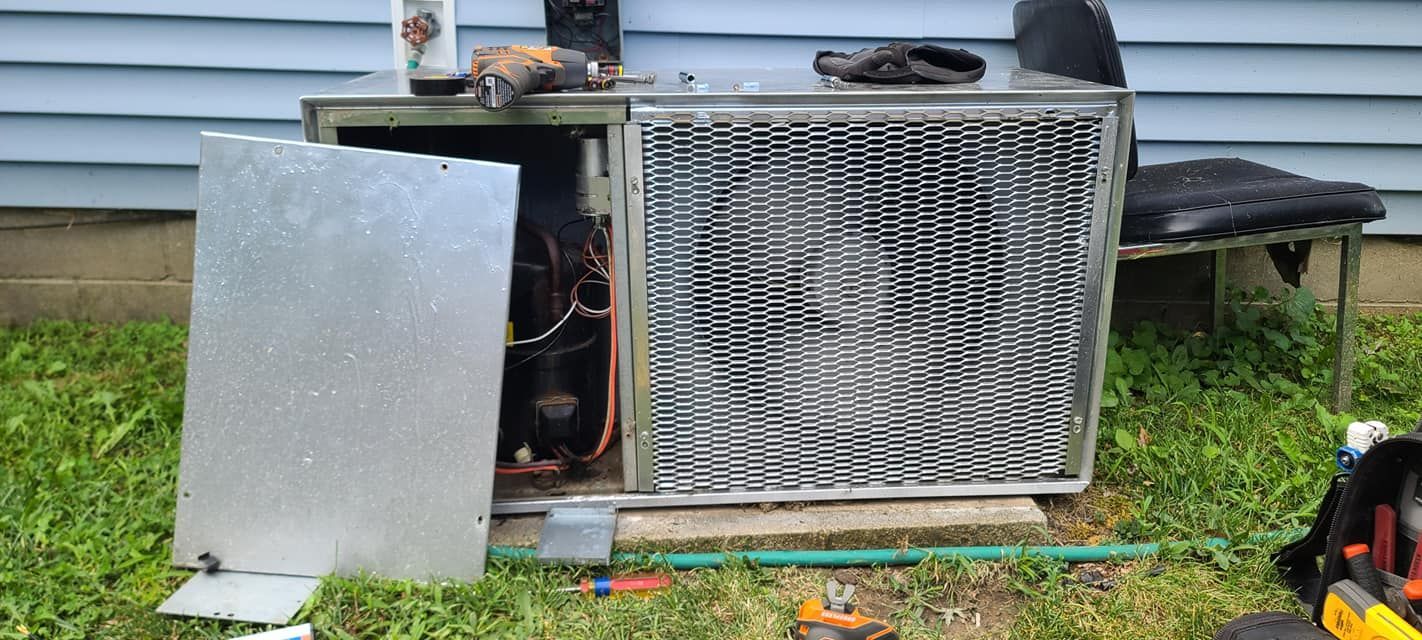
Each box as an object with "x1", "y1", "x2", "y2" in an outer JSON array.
[{"x1": 636, "y1": 108, "x2": 1106, "y2": 493}]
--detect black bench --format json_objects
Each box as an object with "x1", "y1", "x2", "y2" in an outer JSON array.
[{"x1": 1013, "y1": 0, "x2": 1387, "y2": 410}]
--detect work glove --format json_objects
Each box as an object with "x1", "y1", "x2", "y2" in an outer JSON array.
[{"x1": 813, "y1": 43, "x2": 986, "y2": 84}]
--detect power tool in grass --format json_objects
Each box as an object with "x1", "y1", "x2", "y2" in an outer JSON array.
[{"x1": 790, "y1": 578, "x2": 899, "y2": 640}]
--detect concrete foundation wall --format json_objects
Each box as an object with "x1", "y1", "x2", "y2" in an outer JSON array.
[
  {"x1": 2, "y1": 208, "x2": 1420, "y2": 326},
  {"x1": 1113, "y1": 234, "x2": 1422, "y2": 330},
  {"x1": 1229, "y1": 236, "x2": 1422, "y2": 314},
  {"x1": 0, "y1": 208, "x2": 193, "y2": 325}
]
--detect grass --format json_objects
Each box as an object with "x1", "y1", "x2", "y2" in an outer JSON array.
[{"x1": 3, "y1": 300, "x2": 1422, "y2": 639}]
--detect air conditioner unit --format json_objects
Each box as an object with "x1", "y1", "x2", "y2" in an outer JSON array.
[{"x1": 283, "y1": 69, "x2": 1129, "y2": 514}]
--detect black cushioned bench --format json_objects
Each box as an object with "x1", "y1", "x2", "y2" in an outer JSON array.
[{"x1": 1014, "y1": 0, "x2": 1387, "y2": 410}]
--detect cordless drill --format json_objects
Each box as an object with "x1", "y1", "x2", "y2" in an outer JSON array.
[{"x1": 470, "y1": 45, "x2": 597, "y2": 110}]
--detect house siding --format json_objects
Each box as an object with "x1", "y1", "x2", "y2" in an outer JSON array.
[{"x1": 1, "y1": 0, "x2": 1418, "y2": 233}]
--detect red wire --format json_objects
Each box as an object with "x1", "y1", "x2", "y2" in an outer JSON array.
[
  {"x1": 495, "y1": 463, "x2": 565, "y2": 475},
  {"x1": 580, "y1": 227, "x2": 617, "y2": 463}
]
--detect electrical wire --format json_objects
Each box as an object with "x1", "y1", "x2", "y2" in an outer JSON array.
[
  {"x1": 544, "y1": 0, "x2": 615, "y2": 59},
  {"x1": 495, "y1": 459, "x2": 566, "y2": 475},
  {"x1": 506, "y1": 305, "x2": 576, "y2": 346},
  {"x1": 577, "y1": 225, "x2": 617, "y2": 463},
  {"x1": 503, "y1": 321, "x2": 567, "y2": 372},
  {"x1": 556, "y1": 218, "x2": 587, "y2": 273},
  {"x1": 571, "y1": 226, "x2": 612, "y2": 318},
  {"x1": 571, "y1": 275, "x2": 610, "y2": 318},
  {"x1": 495, "y1": 465, "x2": 563, "y2": 475}
]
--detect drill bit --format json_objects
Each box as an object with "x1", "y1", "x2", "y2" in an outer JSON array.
[{"x1": 608, "y1": 72, "x2": 656, "y2": 84}]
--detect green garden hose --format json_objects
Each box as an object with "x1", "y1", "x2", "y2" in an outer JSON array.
[{"x1": 488, "y1": 529, "x2": 1305, "y2": 570}]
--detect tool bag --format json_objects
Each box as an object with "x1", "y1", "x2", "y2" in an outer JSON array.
[
  {"x1": 1213, "y1": 612, "x2": 1332, "y2": 640},
  {"x1": 1215, "y1": 427, "x2": 1422, "y2": 638},
  {"x1": 1272, "y1": 428, "x2": 1422, "y2": 624}
]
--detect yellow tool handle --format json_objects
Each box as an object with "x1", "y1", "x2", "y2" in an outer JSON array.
[{"x1": 1323, "y1": 580, "x2": 1422, "y2": 640}]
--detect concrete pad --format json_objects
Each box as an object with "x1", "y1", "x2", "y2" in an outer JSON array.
[{"x1": 489, "y1": 497, "x2": 1048, "y2": 553}]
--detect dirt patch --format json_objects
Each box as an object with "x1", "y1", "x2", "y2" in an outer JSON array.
[
  {"x1": 954, "y1": 583, "x2": 1018, "y2": 639},
  {"x1": 1039, "y1": 484, "x2": 1135, "y2": 544},
  {"x1": 774, "y1": 566, "x2": 1020, "y2": 639}
]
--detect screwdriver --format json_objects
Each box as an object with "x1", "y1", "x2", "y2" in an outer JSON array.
[
  {"x1": 560, "y1": 574, "x2": 672, "y2": 598},
  {"x1": 1344, "y1": 543, "x2": 1388, "y2": 602}
]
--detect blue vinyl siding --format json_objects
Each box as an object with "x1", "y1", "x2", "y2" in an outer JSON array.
[{"x1": 0, "y1": 0, "x2": 1418, "y2": 234}]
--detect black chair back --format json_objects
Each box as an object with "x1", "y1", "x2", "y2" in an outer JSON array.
[{"x1": 1012, "y1": 0, "x2": 1138, "y2": 177}]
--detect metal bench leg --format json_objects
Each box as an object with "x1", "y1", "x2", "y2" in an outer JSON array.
[
  {"x1": 1210, "y1": 249, "x2": 1228, "y2": 330},
  {"x1": 1331, "y1": 225, "x2": 1362, "y2": 412}
]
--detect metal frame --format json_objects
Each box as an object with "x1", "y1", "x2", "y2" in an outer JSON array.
[
  {"x1": 490, "y1": 478, "x2": 1089, "y2": 514},
  {"x1": 1068, "y1": 100, "x2": 1133, "y2": 480},
  {"x1": 300, "y1": 68, "x2": 1136, "y2": 513},
  {"x1": 1117, "y1": 222, "x2": 1363, "y2": 411},
  {"x1": 614, "y1": 123, "x2": 653, "y2": 491}
]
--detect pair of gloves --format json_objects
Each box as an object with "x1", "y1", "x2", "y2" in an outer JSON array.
[{"x1": 813, "y1": 43, "x2": 986, "y2": 84}]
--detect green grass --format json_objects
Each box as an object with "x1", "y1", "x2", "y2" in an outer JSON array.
[{"x1": 4, "y1": 300, "x2": 1422, "y2": 639}]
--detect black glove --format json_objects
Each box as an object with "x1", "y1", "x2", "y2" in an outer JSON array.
[{"x1": 813, "y1": 43, "x2": 985, "y2": 85}]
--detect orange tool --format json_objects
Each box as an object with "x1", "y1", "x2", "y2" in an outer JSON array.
[
  {"x1": 559, "y1": 573, "x2": 672, "y2": 598},
  {"x1": 1406, "y1": 580, "x2": 1422, "y2": 617},
  {"x1": 470, "y1": 45, "x2": 595, "y2": 110},
  {"x1": 791, "y1": 579, "x2": 899, "y2": 640}
]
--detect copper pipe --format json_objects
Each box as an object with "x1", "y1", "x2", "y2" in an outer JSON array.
[{"x1": 517, "y1": 219, "x2": 567, "y2": 318}]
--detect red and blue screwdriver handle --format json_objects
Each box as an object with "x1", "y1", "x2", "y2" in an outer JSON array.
[{"x1": 563, "y1": 574, "x2": 672, "y2": 597}]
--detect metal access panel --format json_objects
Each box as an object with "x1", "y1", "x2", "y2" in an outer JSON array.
[
  {"x1": 623, "y1": 103, "x2": 1124, "y2": 496},
  {"x1": 173, "y1": 133, "x2": 519, "y2": 580}
]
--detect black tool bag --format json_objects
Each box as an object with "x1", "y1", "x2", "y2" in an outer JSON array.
[
  {"x1": 1213, "y1": 612, "x2": 1332, "y2": 640},
  {"x1": 1273, "y1": 428, "x2": 1422, "y2": 623},
  {"x1": 1215, "y1": 428, "x2": 1422, "y2": 638},
  {"x1": 813, "y1": 43, "x2": 986, "y2": 84}
]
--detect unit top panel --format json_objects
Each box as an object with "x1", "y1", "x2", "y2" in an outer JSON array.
[{"x1": 302, "y1": 67, "x2": 1130, "y2": 113}]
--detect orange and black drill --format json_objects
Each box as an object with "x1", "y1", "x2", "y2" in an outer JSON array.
[
  {"x1": 470, "y1": 45, "x2": 601, "y2": 110},
  {"x1": 791, "y1": 579, "x2": 899, "y2": 640}
]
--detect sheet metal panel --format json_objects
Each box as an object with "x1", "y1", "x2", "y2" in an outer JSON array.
[
  {"x1": 157, "y1": 571, "x2": 320, "y2": 625},
  {"x1": 172, "y1": 133, "x2": 518, "y2": 580}
]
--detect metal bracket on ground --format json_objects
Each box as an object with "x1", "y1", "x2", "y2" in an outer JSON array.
[
  {"x1": 536, "y1": 506, "x2": 617, "y2": 564},
  {"x1": 157, "y1": 571, "x2": 321, "y2": 625}
]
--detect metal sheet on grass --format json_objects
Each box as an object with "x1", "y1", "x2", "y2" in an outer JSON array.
[
  {"x1": 172, "y1": 133, "x2": 519, "y2": 580},
  {"x1": 158, "y1": 571, "x2": 320, "y2": 624}
]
